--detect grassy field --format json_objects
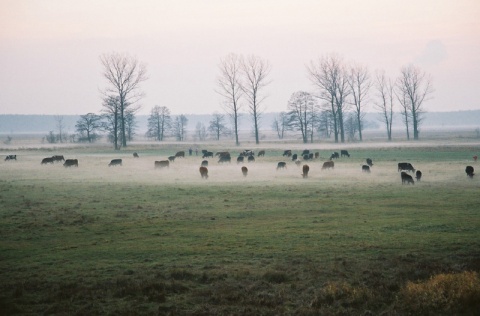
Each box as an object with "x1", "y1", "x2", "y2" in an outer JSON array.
[{"x1": 1, "y1": 140, "x2": 479, "y2": 315}]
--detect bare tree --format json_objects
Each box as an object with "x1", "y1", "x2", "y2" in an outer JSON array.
[
  {"x1": 173, "y1": 115, "x2": 188, "y2": 141},
  {"x1": 348, "y1": 63, "x2": 371, "y2": 141},
  {"x1": 101, "y1": 95, "x2": 121, "y2": 149},
  {"x1": 345, "y1": 112, "x2": 358, "y2": 141},
  {"x1": 124, "y1": 110, "x2": 136, "y2": 142},
  {"x1": 287, "y1": 91, "x2": 318, "y2": 143},
  {"x1": 100, "y1": 52, "x2": 147, "y2": 148},
  {"x1": 396, "y1": 65, "x2": 434, "y2": 140},
  {"x1": 272, "y1": 111, "x2": 288, "y2": 139},
  {"x1": 241, "y1": 55, "x2": 271, "y2": 144},
  {"x1": 146, "y1": 105, "x2": 171, "y2": 141},
  {"x1": 75, "y1": 113, "x2": 102, "y2": 142},
  {"x1": 208, "y1": 113, "x2": 228, "y2": 140},
  {"x1": 216, "y1": 53, "x2": 243, "y2": 146},
  {"x1": 374, "y1": 70, "x2": 395, "y2": 141}
]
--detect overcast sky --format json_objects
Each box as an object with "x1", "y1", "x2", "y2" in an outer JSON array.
[{"x1": 1, "y1": 0, "x2": 479, "y2": 115}]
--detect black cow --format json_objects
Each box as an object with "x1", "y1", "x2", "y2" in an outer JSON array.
[
  {"x1": 154, "y1": 160, "x2": 169, "y2": 169},
  {"x1": 401, "y1": 171, "x2": 414, "y2": 185},
  {"x1": 283, "y1": 150, "x2": 292, "y2": 157},
  {"x1": 64, "y1": 159, "x2": 78, "y2": 167},
  {"x1": 303, "y1": 154, "x2": 310, "y2": 160},
  {"x1": 41, "y1": 157, "x2": 54, "y2": 164},
  {"x1": 5, "y1": 155, "x2": 16, "y2": 161},
  {"x1": 301, "y1": 149, "x2": 310, "y2": 156},
  {"x1": 241, "y1": 166, "x2": 248, "y2": 177},
  {"x1": 237, "y1": 156, "x2": 244, "y2": 163},
  {"x1": 168, "y1": 156, "x2": 176, "y2": 162},
  {"x1": 133, "y1": 152, "x2": 139, "y2": 158},
  {"x1": 247, "y1": 155, "x2": 255, "y2": 163},
  {"x1": 398, "y1": 162, "x2": 415, "y2": 172},
  {"x1": 277, "y1": 162, "x2": 287, "y2": 170},
  {"x1": 362, "y1": 165, "x2": 371, "y2": 173},
  {"x1": 257, "y1": 150, "x2": 265, "y2": 157},
  {"x1": 302, "y1": 164, "x2": 310, "y2": 178},
  {"x1": 330, "y1": 152, "x2": 339, "y2": 160},
  {"x1": 314, "y1": 152, "x2": 319, "y2": 159},
  {"x1": 291, "y1": 154, "x2": 298, "y2": 161},
  {"x1": 52, "y1": 155, "x2": 65, "y2": 162},
  {"x1": 175, "y1": 151, "x2": 185, "y2": 158},
  {"x1": 109, "y1": 159, "x2": 122, "y2": 167},
  {"x1": 201, "y1": 160, "x2": 208, "y2": 167},
  {"x1": 341, "y1": 150, "x2": 350, "y2": 157},
  {"x1": 202, "y1": 151, "x2": 213, "y2": 158},
  {"x1": 415, "y1": 170, "x2": 422, "y2": 181},
  {"x1": 218, "y1": 155, "x2": 231, "y2": 163},
  {"x1": 366, "y1": 158, "x2": 373, "y2": 167},
  {"x1": 466, "y1": 166, "x2": 474, "y2": 178}
]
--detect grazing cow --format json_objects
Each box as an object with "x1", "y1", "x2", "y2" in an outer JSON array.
[
  {"x1": 241, "y1": 166, "x2": 248, "y2": 177},
  {"x1": 303, "y1": 154, "x2": 310, "y2": 160},
  {"x1": 257, "y1": 150, "x2": 265, "y2": 157},
  {"x1": 199, "y1": 166, "x2": 208, "y2": 179},
  {"x1": 242, "y1": 150, "x2": 254, "y2": 157},
  {"x1": 401, "y1": 171, "x2": 415, "y2": 185},
  {"x1": 276, "y1": 162, "x2": 287, "y2": 170},
  {"x1": 168, "y1": 156, "x2": 176, "y2": 162},
  {"x1": 283, "y1": 150, "x2": 292, "y2": 157},
  {"x1": 154, "y1": 160, "x2": 169, "y2": 169},
  {"x1": 237, "y1": 156, "x2": 244, "y2": 163},
  {"x1": 308, "y1": 153, "x2": 314, "y2": 160},
  {"x1": 330, "y1": 152, "x2": 339, "y2": 160},
  {"x1": 5, "y1": 155, "x2": 16, "y2": 161},
  {"x1": 291, "y1": 154, "x2": 298, "y2": 161},
  {"x1": 362, "y1": 165, "x2": 371, "y2": 173},
  {"x1": 108, "y1": 159, "x2": 122, "y2": 167},
  {"x1": 314, "y1": 152, "x2": 319, "y2": 159},
  {"x1": 466, "y1": 166, "x2": 474, "y2": 178},
  {"x1": 216, "y1": 151, "x2": 230, "y2": 158},
  {"x1": 341, "y1": 150, "x2": 350, "y2": 158},
  {"x1": 52, "y1": 155, "x2": 65, "y2": 162},
  {"x1": 247, "y1": 155, "x2": 255, "y2": 163},
  {"x1": 201, "y1": 160, "x2": 208, "y2": 167},
  {"x1": 175, "y1": 151, "x2": 185, "y2": 158},
  {"x1": 63, "y1": 159, "x2": 78, "y2": 167},
  {"x1": 302, "y1": 164, "x2": 310, "y2": 178},
  {"x1": 398, "y1": 162, "x2": 415, "y2": 172},
  {"x1": 218, "y1": 155, "x2": 231, "y2": 163},
  {"x1": 133, "y1": 152, "x2": 139, "y2": 158},
  {"x1": 415, "y1": 170, "x2": 422, "y2": 181},
  {"x1": 301, "y1": 149, "x2": 310, "y2": 156},
  {"x1": 41, "y1": 157, "x2": 54, "y2": 164},
  {"x1": 366, "y1": 158, "x2": 373, "y2": 167},
  {"x1": 474, "y1": 155, "x2": 478, "y2": 162},
  {"x1": 202, "y1": 151, "x2": 213, "y2": 158},
  {"x1": 322, "y1": 161, "x2": 334, "y2": 170}
]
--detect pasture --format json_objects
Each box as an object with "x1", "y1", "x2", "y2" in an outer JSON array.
[{"x1": 1, "y1": 140, "x2": 480, "y2": 315}]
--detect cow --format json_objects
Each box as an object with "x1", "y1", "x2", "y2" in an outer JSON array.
[
  {"x1": 330, "y1": 152, "x2": 339, "y2": 160},
  {"x1": 175, "y1": 151, "x2": 185, "y2": 158},
  {"x1": 218, "y1": 155, "x2": 231, "y2": 163},
  {"x1": 247, "y1": 155, "x2": 255, "y2": 163},
  {"x1": 466, "y1": 166, "x2": 474, "y2": 178},
  {"x1": 154, "y1": 160, "x2": 169, "y2": 169},
  {"x1": 5, "y1": 155, "x2": 16, "y2": 161},
  {"x1": 237, "y1": 156, "x2": 244, "y2": 163},
  {"x1": 398, "y1": 162, "x2": 415, "y2": 172},
  {"x1": 341, "y1": 150, "x2": 350, "y2": 158},
  {"x1": 202, "y1": 151, "x2": 213, "y2": 158},
  {"x1": 309, "y1": 153, "x2": 314, "y2": 160},
  {"x1": 276, "y1": 162, "x2": 287, "y2": 170},
  {"x1": 362, "y1": 165, "x2": 371, "y2": 173},
  {"x1": 216, "y1": 151, "x2": 230, "y2": 158},
  {"x1": 366, "y1": 158, "x2": 373, "y2": 167},
  {"x1": 301, "y1": 149, "x2": 310, "y2": 156},
  {"x1": 63, "y1": 159, "x2": 78, "y2": 167},
  {"x1": 133, "y1": 152, "x2": 139, "y2": 158},
  {"x1": 109, "y1": 159, "x2": 122, "y2": 167},
  {"x1": 302, "y1": 164, "x2": 310, "y2": 178},
  {"x1": 52, "y1": 155, "x2": 65, "y2": 162},
  {"x1": 322, "y1": 161, "x2": 334, "y2": 170},
  {"x1": 401, "y1": 171, "x2": 415, "y2": 185},
  {"x1": 257, "y1": 150, "x2": 265, "y2": 157},
  {"x1": 199, "y1": 166, "x2": 208, "y2": 179},
  {"x1": 291, "y1": 154, "x2": 298, "y2": 161},
  {"x1": 283, "y1": 150, "x2": 292, "y2": 157},
  {"x1": 474, "y1": 155, "x2": 478, "y2": 162},
  {"x1": 415, "y1": 170, "x2": 422, "y2": 181},
  {"x1": 41, "y1": 157, "x2": 54, "y2": 164},
  {"x1": 201, "y1": 160, "x2": 208, "y2": 167},
  {"x1": 241, "y1": 166, "x2": 248, "y2": 177},
  {"x1": 242, "y1": 150, "x2": 254, "y2": 157},
  {"x1": 168, "y1": 156, "x2": 176, "y2": 162},
  {"x1": 314, "y1": 152, "x2": 319, "y2": 159},
  {"x1": 303, "y1": 154, "x2": 310, "y2": 161}
]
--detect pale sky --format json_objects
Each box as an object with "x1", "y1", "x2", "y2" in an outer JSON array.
[{"x1": 1, "y1": 0, "x2": 479, "y2": 115}]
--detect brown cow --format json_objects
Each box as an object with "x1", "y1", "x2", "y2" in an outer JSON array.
[
  {"x1": 154, "y1": 160, "x2": 169, "y2": 169},
  {"x1": 322, "y1": 161, "x2": 334, "y2": 170},
  {"x1": 276, "y1": 162, "x2": 287, "y2": 170},
  {"x1": 241, "y1": 166, "x2": 248, "y2": 177},
  {"x1": 302, "y1": 164, "x2": 310, "y2": 178},
  {"x1": 199, "y1": 166, "x2": 208, "y2": 179}
]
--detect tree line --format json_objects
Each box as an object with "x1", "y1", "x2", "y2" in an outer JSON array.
[{"x1": 71, "y1": 52, "x2": 433, "y2": 149}]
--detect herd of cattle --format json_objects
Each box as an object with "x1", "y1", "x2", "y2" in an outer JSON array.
[{"x1": 3, "y1": 150, "x2": 477, "y2": 183}]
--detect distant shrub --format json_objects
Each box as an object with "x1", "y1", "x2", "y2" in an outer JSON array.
[{"x1": 399, "y1": 271, "x2": 480, "y2": 314}]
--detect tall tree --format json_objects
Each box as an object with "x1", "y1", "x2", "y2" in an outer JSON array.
[
  {"x1": 124, "y1": 110, "x2": 136, "y2": 142},
  {"x1": 272, "y1": 111, "x2": 288, "y2": 139},
  {"x1": 216, "y1": 53, "x2": 243, "y2": 146},
  {"x1": 287, "y1": 91, "x2": 318, "y2": 143},
  {"x1": 101, "y1": 95, "x2": 121, "y2": 149},
  {"x1": 347, "y1": 63, "x2": 371, "y2": 141},
  {"x1": 241, "y1": 55, "x2": 271, "y2": 144},
  {"x1": 396, "y1": 65, "x2": 434, "y2": 140},
  {"x1": 173, "y1": 115, "x2": 188, "y2": 141},
  {"x1": 146, "y1": 105, "x2": 171, "y2": 141},
  {"x1": 100, "y1": 52, "x2": 147, "y2": 148},
  {"x1": 75, "y1": 113, "x2": 102, "y2": 143},
  {"x1": 208, "y1": 113, "x2": 228, "y2": 140},
  {"x1": 374, "y1": 70, "x2": 395, "y2": 141}
]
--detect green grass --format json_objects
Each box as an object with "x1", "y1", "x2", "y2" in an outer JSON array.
[{"x1": 1, "y1": 143, "x2": 479, "y2": 315}]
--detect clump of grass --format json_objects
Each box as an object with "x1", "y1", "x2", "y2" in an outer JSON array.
[
  {"x1": 311, "y1": 281, "x2": 374, "y2": 308},
  {"x1": 399, "y1": 271, "x2": 480, "y2": 314},
  {"x1": 263, "y1": 271, "x2": 288, "y2": 284}
]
